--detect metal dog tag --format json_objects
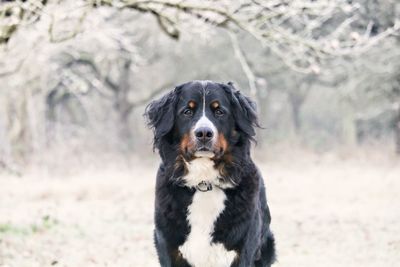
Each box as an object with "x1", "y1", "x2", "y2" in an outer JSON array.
[{"x1": 196, "y1": 181, "x2": 213, "y2": 192}]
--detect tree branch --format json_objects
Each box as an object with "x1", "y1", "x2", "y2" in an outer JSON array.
[
  {"x1": 229, "y1": 31, "x2": 257, "y2": 98},
  {"x1": 64, "y1": 58, "x2": 119, "y2": 92}
]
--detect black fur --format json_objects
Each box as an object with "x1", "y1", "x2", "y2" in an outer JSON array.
[{"x1": 145, "y1": 81, "x2": 276, "y2": 267}]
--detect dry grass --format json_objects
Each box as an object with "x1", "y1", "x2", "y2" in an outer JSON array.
[{"x1": 0, "y1": 152, "x2": 399, "y2": 267}]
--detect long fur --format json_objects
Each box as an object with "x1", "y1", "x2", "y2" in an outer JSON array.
[{"x1": 145, "y1": 81, "x2": 276, "y2": 267}]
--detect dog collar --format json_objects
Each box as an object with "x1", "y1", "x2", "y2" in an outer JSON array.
[{"x1": 196, "y1": 181, "x2": 213, "y2": 192}]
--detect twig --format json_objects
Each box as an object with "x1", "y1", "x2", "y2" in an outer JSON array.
[{"x1": 228, "y1": 31, "x2": 257, "y2": 99}]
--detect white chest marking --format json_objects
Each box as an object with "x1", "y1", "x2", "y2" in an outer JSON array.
[
  {"x1": 179, "y1": 189, "x2": 236, "y2": 267},
  {"x1": 179, "y1": 159, "x2": 237, "y2": 267},
  {"x1": 182, "y1": 158, "x2": 220, "y2": 188}
]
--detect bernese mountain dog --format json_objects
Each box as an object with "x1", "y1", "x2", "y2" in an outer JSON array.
[{"x1": 145, "y1": 81, "x2": 275, "y2": 267}]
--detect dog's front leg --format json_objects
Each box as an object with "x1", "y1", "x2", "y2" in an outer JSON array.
[
  {"x1": 154, "y1": 229, "x2": 191, "y2": 267},
  {"x1": 233, "y1": 247, "x2": 257, "y2": 267},
  {"x1": 229, "y1": 234, "x2": 259, "y2": 267},
  {"x1": 233, "y1": 217, "x2": 263, "y2": 267},
  {"x1": 154, "y1": 229, "x2": 173, "y2": 267}
]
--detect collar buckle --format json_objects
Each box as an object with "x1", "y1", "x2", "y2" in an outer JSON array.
[{"x1": 196, "y1": 181, "x2": 213, "y2": 192}]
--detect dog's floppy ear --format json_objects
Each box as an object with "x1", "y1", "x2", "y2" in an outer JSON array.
[
  {"x1": 144, "y1": 87, "x2": 180, "y2": 149},
  {"x1": 224, "y1": 82, "x2": 259, "y2": 139}
]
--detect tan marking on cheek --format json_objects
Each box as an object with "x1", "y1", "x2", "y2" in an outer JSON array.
[
  {"x1": 180, "y1": 133, "x2": 195, "y2": 152},
  {"x1": 217, "y1": 133, "x2": 228, "y2": 152},
  {"x1": 180, "y1": 134, "x2": 190, "y2": 152},
  {"x1": 188, "y1": 100, "x2": 196, "y2": 109},
  {"x1": 211, "y1": 101, "x2": 220, "y2": 109}
]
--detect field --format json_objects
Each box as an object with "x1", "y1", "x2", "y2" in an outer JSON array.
[{"x1": 0, "y1": 151, "x2": 399, "y2": 267}]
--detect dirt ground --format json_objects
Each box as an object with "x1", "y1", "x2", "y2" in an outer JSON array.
[{"x1": 0, "y1": 152, "x2": 399, "y2": 267}]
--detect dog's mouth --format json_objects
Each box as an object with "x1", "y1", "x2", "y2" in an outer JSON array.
[
  {"x1": 194, "y1": 149, "x2": 214, "y2": 158},
  {"x1": 193, "y1": 145, "x2": 228, "y2": 159},
  {"x1": 180, "y1": 135, "x2": 226, "y2": 160}
]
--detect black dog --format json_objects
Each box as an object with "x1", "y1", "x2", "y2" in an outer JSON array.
[{"x1": 145, "y1": 81, "x2": 275, "y2": 267}]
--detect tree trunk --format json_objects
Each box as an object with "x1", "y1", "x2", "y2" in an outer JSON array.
[
  {"x1": 288, "y1": 92, "x2": 303, "y2": 135},
  {"x1": 115, "y1": 59, "x2": 134, "y2": 148},
  {"x1": 6, "y1": 92, "x2": 31, "y2": 162},
  {"x1": 341, "y1": 100, "x2": 357, "y2": 147},
  {"x1": 291, "y1": 101, "x2": 301, "y2": 134}
]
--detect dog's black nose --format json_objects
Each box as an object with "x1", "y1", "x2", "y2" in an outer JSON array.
[{"x1": 195, "y1": 127, "x2": 214, "y2": 142}]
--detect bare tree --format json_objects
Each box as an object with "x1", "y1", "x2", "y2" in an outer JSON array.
[
  {"x1": 1, "y1": 0, "x2": 399, "y2": 72},
  {"x1": 1, "y1": 0, "x2": 400, "y2": 171}
]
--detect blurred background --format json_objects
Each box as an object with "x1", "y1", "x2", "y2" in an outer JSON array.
[{"x1": 0, "y1": 1, "x2": 399, "y2": 267}]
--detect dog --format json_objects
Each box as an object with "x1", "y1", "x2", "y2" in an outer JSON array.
[{"x1": 145, "y1": 81, "x2": 275, "y2": 267}]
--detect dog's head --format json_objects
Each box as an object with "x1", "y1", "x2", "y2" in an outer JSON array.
[{"x1": 145, "y1": 81, "x2": 259, "y2": 162}]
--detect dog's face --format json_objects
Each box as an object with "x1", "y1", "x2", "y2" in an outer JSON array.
[
  {"x1": 174, "y1": 81, "x2": 235, "y2": 159},
  {"x1": 145, "y1": 81, "x2": 258, "y2": 161}
]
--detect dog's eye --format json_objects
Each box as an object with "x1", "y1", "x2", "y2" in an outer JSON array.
[
  {"x1": 215, "y1": 108, "x2": 224, "y2": 116},
  {"x1": 183, "y1": 108, "x2": 193, "y2": 116}
]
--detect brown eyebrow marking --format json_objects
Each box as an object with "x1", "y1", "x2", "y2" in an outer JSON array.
[
  {"x1": 211, "y1": 101, "x2": 220, "y2": 109},
  {"x1": 188, "y1": 100, "x2": 196, "y2": 109}
]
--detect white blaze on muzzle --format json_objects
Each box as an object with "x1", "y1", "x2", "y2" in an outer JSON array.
[{"x1": 192, "y1": 84, "x2": 218, "y2": 157}]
